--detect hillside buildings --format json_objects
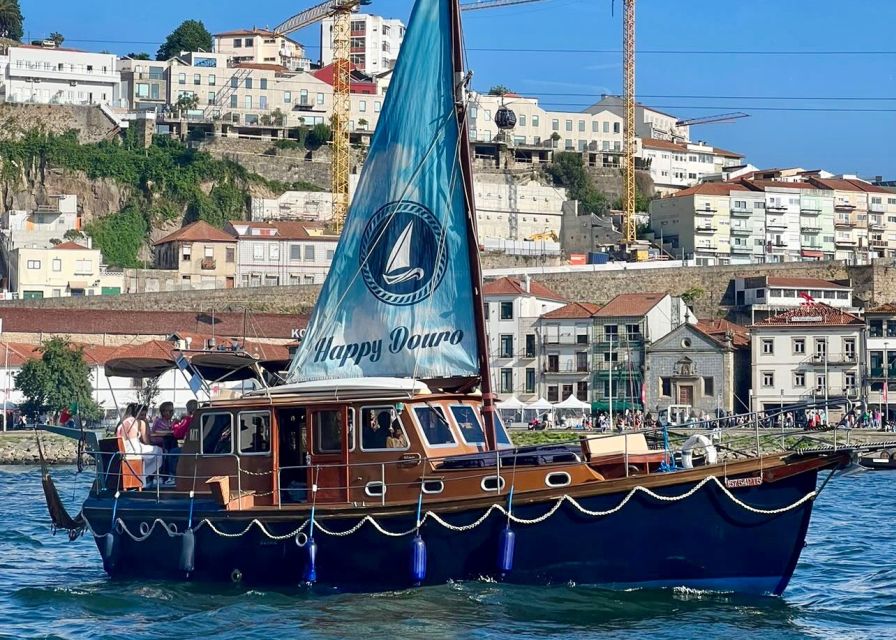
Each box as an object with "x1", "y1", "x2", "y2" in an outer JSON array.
[
  {"x1": 213, "y1": 29, "x2": 309, "y2": 72},
  {"x1": 0, "y1": 44, "x2": 120, "y2": 106},
  {"x1": 152, "y1": 221, "x2": 237, "y2": 290},
  {"x1": 649, "y1": 176, "x2": 896, "y2": 265}
]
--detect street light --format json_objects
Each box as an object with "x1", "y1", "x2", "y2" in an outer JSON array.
[{"x1": 886, "y1": 340, "x2": 890, "y2": 429}]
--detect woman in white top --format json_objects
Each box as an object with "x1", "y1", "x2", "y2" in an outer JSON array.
[{"x1": 117, "y1": 404, "x2": 162, "y2": 487}]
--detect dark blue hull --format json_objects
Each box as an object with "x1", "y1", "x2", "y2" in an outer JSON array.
[{"x1": 83, "y1": 468, "x2": 820, "y2": 596}]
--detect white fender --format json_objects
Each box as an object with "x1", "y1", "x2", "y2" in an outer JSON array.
[{"x1": 680, "y1": 433, "x2": 718, "y2": 469}]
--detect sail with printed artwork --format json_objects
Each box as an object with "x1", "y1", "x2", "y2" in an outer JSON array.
[{"x1": 286, "y1": 0, "x2": 479, "y2": 383}]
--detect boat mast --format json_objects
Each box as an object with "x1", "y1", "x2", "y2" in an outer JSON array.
[{"x1": 449, "y1": 0, "x2": 497, "y2": 451}]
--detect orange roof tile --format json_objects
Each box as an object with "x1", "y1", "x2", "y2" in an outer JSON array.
[
  {"x1": 154, "y1": 221, "x2": 236, "y2": 245},
  {"x1": 867, "y1": 303, "x2": 896, "y2": 315},
  {"x1": 695, "y1": 319, "x2": 750, "y2": 348},
  {"x1": 756, "y1": 303, "x2": 864, "y2": 327},
  {"x1": 483, "y1": 276, "x2": 566, "y2": 302},
  {"x1": 541, "y1": 302, "x2": 601, "y2": 319},
  {"x1": 595, "y1": 293, "x2": 667, "y2": 317},
  {"x1": 227, "y1": 220, "x2": 338, "y2": 241},
  {"x1": 711, "y1": 146, "x2": 743, "y2": 158},
  {"x1": 52, "y1": 241, "x2": 91, "y2": 250},
  {"x1": 743, "y1": 179, "x2": 817, "y2": 191}
]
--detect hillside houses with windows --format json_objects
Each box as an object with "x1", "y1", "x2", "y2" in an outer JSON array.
[{"x1": 152, "y1": 221, "x2": 237, "y2": 290}]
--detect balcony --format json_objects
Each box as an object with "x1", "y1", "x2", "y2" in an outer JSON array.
[
  {"x1": 695, "y1": 207, "x2": 716, "y2": 216},
  {"x1": 766, "y1": 204, "x2": 787, "y2": 212},
  {"x1": 800, "y1": 223, "x2": 822, "y2": 233},
  {"x1": 695, "y1": 243, "x2": 719, "y2": 253},
  {"x1": 730, "y1": 224, "x2": 752, "y2": 235},
  {"x1": 869, "y1": 219, "x2": 886, "y2": 231},
  {"x1": 835, "y1": 237, "x2": 857, "y2": 247},
  {"x1": 766, "y1": 219, "x2": 787, "y2": 230},
  {"x1": 594, "y1": 334, "x2": 643, "y2": 350},
  {"x1": 730, "y1": 207, "x2": 752, "y2": 217},
  {"x1": 800, "y1": 207, "x2": 822, "y2": 215},
  {"x1": 695, "y1": 224, "x2": 717, "y2": 233},
  {"x1": 543, "y1": 364, "x2": 589, "y2": 375},
  {"x1": 871, "y1": 239, "x2": 888, "y2": 249},
  {"x1": 835, "y1": 202, "x2": 856, "y2": 212},
  {"x1": 809, "y1": 353, "x2": 858, "y2": 366},
  {"x1": 834, "y1": 217, "x2": 853, "y2": 228},
  {"x1": 200, "y1": 257, "x2": 217, "y2": 270},
  {"x1": 730, "y1": 245, "x2": 753, "y2": 254},
  {"x1": 870, "y1": 203, "x2": 886, "y2": 214}
]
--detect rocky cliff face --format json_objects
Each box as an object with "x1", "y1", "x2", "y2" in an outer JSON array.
[{"x1": 0, "y1": 158, "x2": 131, "y2": 221}]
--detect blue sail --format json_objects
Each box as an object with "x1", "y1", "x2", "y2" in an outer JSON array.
[{"x1": 287, "y1": 0, "x2": 478, "y2": 382}]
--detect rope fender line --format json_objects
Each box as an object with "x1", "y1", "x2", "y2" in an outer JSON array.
[{"x1": 80, "y1": 475, "x2": 817, "y2": 543}]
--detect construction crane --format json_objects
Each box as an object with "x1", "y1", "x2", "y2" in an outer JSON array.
[
  {"x1": 275, "y1": 0, "x2": 541, "y2": 233},
  {"x1": 275, "y1": 0, "x2": 371, "y2": 233},
  {"x1": 675, "y1": 112, "x2": 750, "y2": 127},
  {"x1": 622, "y1": 0, "x2": 637, "y2": 254}
]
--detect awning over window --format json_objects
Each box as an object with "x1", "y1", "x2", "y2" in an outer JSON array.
[{"x1": 68, "y1": 281, "x2": 88, "y2": 289}]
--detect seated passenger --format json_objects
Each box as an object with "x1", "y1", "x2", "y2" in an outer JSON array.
[
  {"x1": 151, "y1": 402, "x2": 179, "y2": 485},
  {"x1": 172, "y1": 400, "x2": 198, "y2": 440},
  {"x1": 386, "y1": 425, "x2": 407, "y2": 449}
]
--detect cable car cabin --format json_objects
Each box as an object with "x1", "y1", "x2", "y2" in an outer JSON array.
[{"x1": 171, "y1": 390, "x2": 605, "y2": 510}]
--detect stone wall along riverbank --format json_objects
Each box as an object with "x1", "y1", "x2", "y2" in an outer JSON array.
[{"x1": 0, "y1": 432, "x2": 80, "y2": 465}]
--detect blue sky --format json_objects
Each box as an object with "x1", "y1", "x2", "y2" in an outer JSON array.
[{"x1": 20, "y1": 0, "x2": 896, "y2": 177}]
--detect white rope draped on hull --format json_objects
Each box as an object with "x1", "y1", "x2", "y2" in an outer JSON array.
[{"x1": 81, "y1": 475, "x2": 816, "y2": 544}]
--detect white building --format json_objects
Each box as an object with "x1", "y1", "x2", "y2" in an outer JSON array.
[
  {"x1": 641, "y1": 138, "x2": 744, "y2": 194},
  {"x1": 484, "y1": 276, "x2": 566, "y2": 402},
  {"x1": 585, "y1": 96, "x2": 690, "y2": 143},
  {"x1": 320, "y1": 14, "x2": 405, "y2": 75},
  {"x1": 734, "y1": 276, "x2": 855, "y2": 322},
  {"x1": 534, "y1": 302, "x2": 601, "y2": 404},
  {"x1": 1, "y1": 44, "x2": 120, "y2": 106},
  {"x1": 750, "y1": 303, "x2": 865, "y2": 421},
  {"x1": 213, "y1": 29, "x2": 309, "y2": 72},
  {"x1": 225, "y1": 220, "x2": 339, "y2": 287},
  {"x1": 1, "y1": 195, "x2": 80, "y2": 251},
  {"x1": 6, "y1": 240, "x2": 123, "y2": 299},
  {"x1": 865, "y1": 304, "x2": 896, "y2": 422}
]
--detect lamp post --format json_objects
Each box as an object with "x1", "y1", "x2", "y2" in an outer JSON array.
[
  {"x1": 608, "y1": 333, "x2": 614, "y2": 429},
  {"x1": 886, "y1": 341, "x2": 890, "y2": 429}
]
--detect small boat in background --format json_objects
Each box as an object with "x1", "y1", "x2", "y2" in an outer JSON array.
[{"x1": 859, "y1": 449, "x2": 896, "y2": 470}]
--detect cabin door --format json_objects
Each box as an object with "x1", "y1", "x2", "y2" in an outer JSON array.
[{"x1": 308, "y1": 406, "x2": 350, "y2": 503}]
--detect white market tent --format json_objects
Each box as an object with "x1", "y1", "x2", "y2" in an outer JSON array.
[
  {"x1": 554, "y1": 395, "x2": 590, "y2": 410},
  {"x1": 496, "y1": 396, "x2": 525, "y2": 410},
  {"x1": 526, "y1": 397, "x2": 554, "y2": 411}
]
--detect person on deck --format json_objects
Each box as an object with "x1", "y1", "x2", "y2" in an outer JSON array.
[
  {"x1": 121, "y1": 404, "x2": 162, "y2": 487},
  {"x1": 172, "y1": 400, "x2": 198, "y2": 440},
  {"x1": 150, "y1": 402, "x2": 179, "y2": 485}
]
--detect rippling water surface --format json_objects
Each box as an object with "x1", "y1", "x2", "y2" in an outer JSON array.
[{"x1": 2, "y1": 464, "x2": 895, "y2": 640}]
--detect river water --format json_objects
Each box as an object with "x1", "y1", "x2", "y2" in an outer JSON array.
[{"x1": 1, "y1": 464, "x2": 894, "y2": 640}]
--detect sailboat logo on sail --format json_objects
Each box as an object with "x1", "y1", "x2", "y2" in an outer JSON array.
[
  {"x1": 382, "y1": 222, "x2": 424, "y2": 285},
  {"x1": 360, "y1": 201, "x2": 448, "y2": 306}
]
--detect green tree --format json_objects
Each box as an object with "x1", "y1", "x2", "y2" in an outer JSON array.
[
  {"x1": 305, "y1": 123, "x2": 332, "y2": 150},
  {"x1": 546, "y1": 152, "x2": 609, "y2": 215},
  {"x1": 49, "y1": 31, "x2": 63, "y2": 46},
  {"x1": 63, "y1": 229, "x2": 85, "y2": 241},
  {"x1": 0, "y1": 0, "x2": 23, "y2": 41},
  {"x1": 174, "y1": 92, "x2": 199, "y2": 115},
  {"x1": 156, "y1": 19, "x2": 212, "y2": 61},
  {"x1": 680, "y1": 286, "x2": 706, "y2": 305},
  {"x1": 127, "y1": 52, "x2": 151, "y2": 60},
  {"x1": 488, "y1": 84, "x2": 512, "y2": 96},
  {"x1": 15, "y1": 337, "x2": 102, "y2": 421}
]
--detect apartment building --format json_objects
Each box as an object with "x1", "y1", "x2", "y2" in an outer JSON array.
[
  {"x1": 649, "y1": 179, "x2": 841, "y2": 265},
  {"x1": 641, "y1": 138, "x2": 745, "y2": 195},
  {"x1": 1, "y1": 44, "x2": 120, "y2": 106},
  {"x1": 484, "y1": 277, "x2": 566, "y2": 402},
  {"x1": 320, "y1": 14, "x2": 405, "y2": 75},
  {"x1": 225, "y1": 220, "x2": 338, "y2": 287},
  {"x1": 213, "y1": 29, "x2": 308, "y2": 72},
  {"x1": 734, "y1": 276, "x2": 855, "y2": 323},
  {"x1": 153, "y1": 221, "x2": 237, "y2": 289},
  {"x1": 591, "y1": 293, "x2": 692, "y2": 411},
  {"x1": 1, "y1": 195, "x2": 80, "y2": 251},
  {"x1": 469, "y1": 92, "x2": 625, "y2": 155},
  {"x1": 585, "y1": 96, "x2": 691, "y2": 143},
  {"x1": 250, "y1": 190, "x2": 335, "y2": 222},
  {"x1": 7, "y1": 241, "x2": 123, "y2": 299},
  {"x1": 534, "y1": 302, "x2": 601, "y2": 403},
  {"x1": 865, "y1": 304, "x2": 896, "y2": 422},
  {"x1": 168, "y1": 52, "x2": 383, "y2": 130},
  {"x1": 119, "y1": 58, "x2": 169, "y2": 112},
  {"x1": 750, "y1": 303, "x2": 864, "y2": 420},
  {"x1": 808, "y1": 177, "x2": 896, "y2": 261}
]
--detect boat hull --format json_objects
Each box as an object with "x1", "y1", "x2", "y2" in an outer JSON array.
[{"x1": 82, "y1": 464, "x2": 822, "y2": 596}]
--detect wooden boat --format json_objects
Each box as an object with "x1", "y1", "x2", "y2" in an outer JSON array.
[
  {"x1": 858, "y1": 448, "x2": 896, "y2": 470},
  {"x1": 40, "y1": 0, "x2": 850, "y2": 596}
]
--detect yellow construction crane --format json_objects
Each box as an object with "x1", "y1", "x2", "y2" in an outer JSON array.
[
  {"x1": 622, "y1": 0, "x2": 636, "y2": 251},
  {"x1": 275, "y1": 0, "x2": 370, "y2": 233}
]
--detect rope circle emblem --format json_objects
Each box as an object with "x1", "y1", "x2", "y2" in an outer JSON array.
[{"x1": 359, "y1": 201, "x2": 448, "y2": 306}]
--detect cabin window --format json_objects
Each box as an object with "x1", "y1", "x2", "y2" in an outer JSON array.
[
  {"x1": 360, "y1": 406, "x2": 408, "y2": 450},
  {"x1": 414, "y1": 405, "x2": 455, "y2": 447},
  {"x1": 545, "y1": 471, "x2": 571, "y2": 487},
  {"x1": 481, "y1": 475, "x2": 506, "y2": 492},
  {"x1": 492, "y1": 412, "x2": 513, "y2": 447},
  {"x1": 200, "y1": 413, "x2": 233, "y2": 454},
  {"x1": 238, "y1": 411, "x2": 271, "y2": 455},
  {"x1": 450, "y1": 405, "x2": 485, "y2": 445},
  {"x1": 422, "y1": 479, "x2": 444, "y2": 494},
  {"x1": 313, "y1": 410, "x2": 343, "y2": 453}
]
